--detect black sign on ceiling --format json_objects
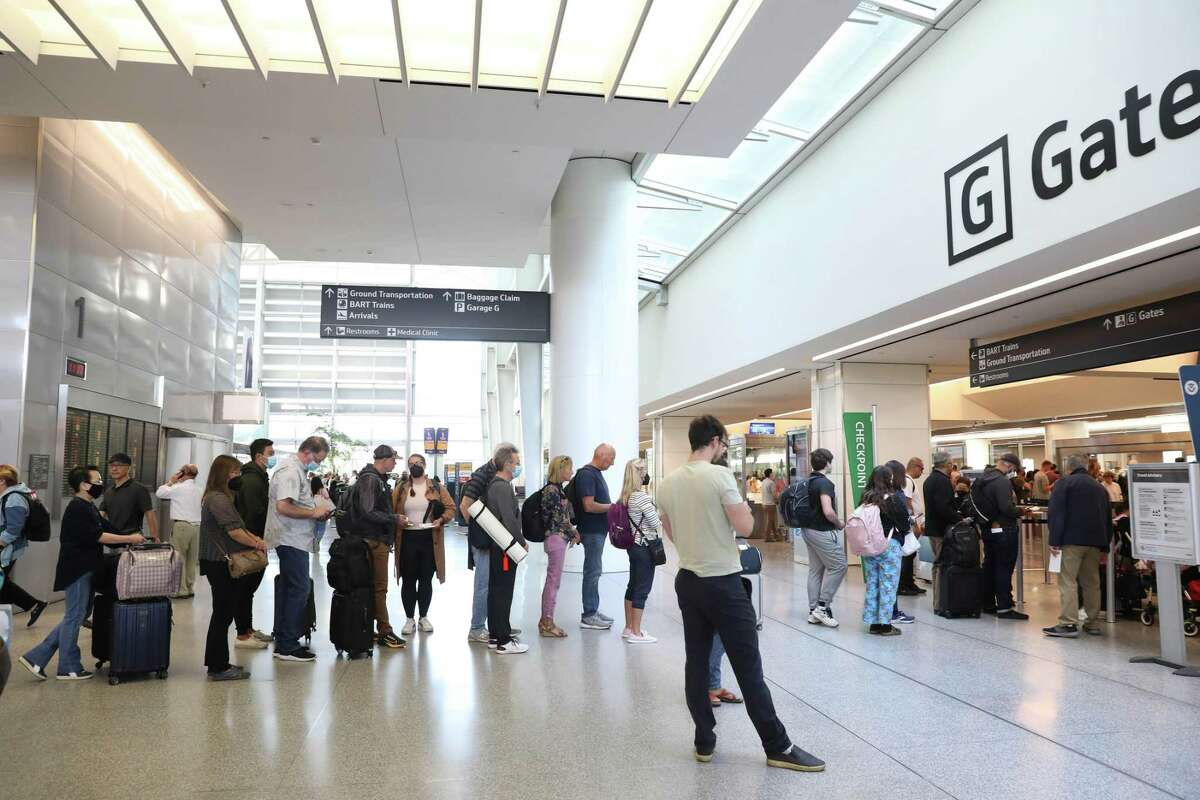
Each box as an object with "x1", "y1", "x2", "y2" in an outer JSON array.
[
  {"x1": 319, "y1": 285, "x2": 550, "y2": 343},
  {"x1": 969, "y1": 290, "x2": 1200, "y2": 388}
]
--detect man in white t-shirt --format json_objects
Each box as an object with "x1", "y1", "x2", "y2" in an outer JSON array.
[
  {"x1": 156, "y1": 464, "x2": 201, "y2": 597},
  {"x1": 658, "y1": 414, "x2": 824, "y2": 774},
  {"x1": 760, "y1": 468, "x2": 780, "y2": 542},
  {"x1": 897, "y1": 457, "x2": 926, "y2": 597}
]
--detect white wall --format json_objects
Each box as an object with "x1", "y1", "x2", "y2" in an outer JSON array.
[{"x1": 641, "y1": 0, "x2": 1200, "y2": 407}]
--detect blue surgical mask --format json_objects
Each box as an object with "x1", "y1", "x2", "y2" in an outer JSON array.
[
  {"x1": 512, "y1": 465, "x2": 523, "y2": 479},
  {"x1": 305, "y1": 461, "x2": 320, "y2": 473},
  {"x1": 266, "y1": 455, "x2": 277, "y2": 469}
]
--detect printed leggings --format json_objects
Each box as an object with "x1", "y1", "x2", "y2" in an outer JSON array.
[{"x1": 861, "y1": 539, "x2": 902, "y2": 625}]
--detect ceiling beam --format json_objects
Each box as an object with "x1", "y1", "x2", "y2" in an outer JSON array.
[
  {"x1": 0, "y1": 4, "x2": 41, "y2": 65},
  {"x1": 220, "y1": 0, "x2": 269, "y2": 80},
  {"x1": 602, "y1": 0, "x2": 654, "y2": 102},
  {"x1": 46, "y1": 0, "x2": 118, "y2": 70},
  {"x1": 388, "y1": 0, "x2": 408, "y2": 85},
  {"x1": 537, "y1": 0, "x2": 567, "y2": 98},
  {"x1": 305, "y1": 0, "x2": 341, "y2": 83},
  {"x1": 470, "y1": 0, "x2": 482, "y2": 91},
  {"x1": 133, "y1": 0, "x2": 196, "y2": 75},
  {"x1": 666, "y1": 0, "x2": 736, "y2": 108},
  {"x1": 868, "y1": 1, "x2": 933, "y2": 27}
]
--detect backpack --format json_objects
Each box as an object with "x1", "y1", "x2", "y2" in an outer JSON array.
[
  {"x1": 326, "y1": 535, "x2": 373, "y2": 593},
  {"x1": 1, "y1": 490, "x2": 50, "y2": 543},
  {"x1": 521, "y1": 486, "x2": 547, "y2": 543},
  {"x1": 607, "y1": 502, "x2": 636, "y2": 550},
  {"x1": 779, "y1": 478, "x2": 815, "y2": 527},
  {"x1": 939, "y1": 518, "x2": 981, "y2": 569},
  {"x1": 845, "y1": 504, "x2": 889, "y2": 556}
]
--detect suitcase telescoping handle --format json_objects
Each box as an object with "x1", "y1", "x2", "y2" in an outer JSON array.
[{"x1": 128, "y1": 542, "x2": 174, "y2": 551}]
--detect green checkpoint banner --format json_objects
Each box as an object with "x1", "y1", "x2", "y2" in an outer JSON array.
[{"x1": 843, "y1": 411, "x2": 875, "y2": 508}]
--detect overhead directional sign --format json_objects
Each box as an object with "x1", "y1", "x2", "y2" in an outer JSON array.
[
  {"x1": 320, "y1": 284, "x2": 550, "y2": 343},
  {"x1": 969, "y1": 291, "x2": 1200, "y2": 388}
]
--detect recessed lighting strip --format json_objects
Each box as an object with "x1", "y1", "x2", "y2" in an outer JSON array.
[
  {"x1": 645, "y1": 368, "x2": 785, "y2": 416},
  {"x1": 770, "y1": 407, "x2": 811, "y2": 418},
  {"x1": 812, "y1": 224, "x2": 1200, "y2": 363}
]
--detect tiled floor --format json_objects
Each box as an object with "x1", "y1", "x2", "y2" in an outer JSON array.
[{"x1": 3, "y1": 530, "x2": 1198, "y2": 800}]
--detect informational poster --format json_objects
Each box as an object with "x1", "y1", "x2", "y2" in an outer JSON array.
[
  {"x1": 27, "y1": 454, "x2": 50, "y2": 491},
  {"x1": 1129, "y1": 464, "x2": 1200, "y2": 564},
  {"x1": 748, "y1": 421, "x2": 776, "y2": 435},
  {"x1": 435, "y1": 427, "x2": 449, "y2": 454},
  {"x1": 786, "y1": 429, "x2": 808, "y2": 478},
  {"x1": 456, "y1": 462, "x2": 473, "y2": 483},
  {"x1": 423, "y1": 427, "x2": 436, "y2": 455},
  {"x1": 842, "y1": 411, "x2": 875, "y2": 507}
]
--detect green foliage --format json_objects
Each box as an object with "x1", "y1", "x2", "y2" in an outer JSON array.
[{"x1": 306, "y1": 413, "x2": 366, "y2": 474}]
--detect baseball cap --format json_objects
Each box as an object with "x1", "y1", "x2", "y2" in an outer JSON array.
[
  {"x1": 998, "y1": 452, "x2": 1021, "y2": 468},
  {"x1": 373, "y1": 444, "x2": 398, "y2": 460},
  {"x1": 108, "y1": 453, "x2": 132, "y2": 466}
]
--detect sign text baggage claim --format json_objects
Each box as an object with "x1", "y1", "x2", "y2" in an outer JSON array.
[{"x1": 462, "y1": 292, "x2": 524, "y2": 313}]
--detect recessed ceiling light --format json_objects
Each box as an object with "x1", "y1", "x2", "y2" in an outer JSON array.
[
  {"x1": 646, "y1": 368, "x2": 786, "y2": 416},
  {"x1": 261, "y1": 135, "x2": 271, "y2": 141},
  {"x1": 310, "y1": 137, "x2": 321, "y2": 145}
]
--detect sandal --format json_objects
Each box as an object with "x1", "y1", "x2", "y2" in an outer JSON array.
[
  {"x1": 539, "y1": 619, "x2": 567, "y2": 638},
  {"x1": 711, "y1": 689, "x2": 743, "y2": 705}
]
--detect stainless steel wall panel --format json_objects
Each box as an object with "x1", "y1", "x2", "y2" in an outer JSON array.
[
  {"x1": 124, "y1": 152, "x2": 165, "y2": 226},
  {"x1": 117, "y1": 307, "x2": 159, "y2": 373},
  {"x1": 73, "y1": 121, "x2": 127, "y2": 197},
  {"x1": 160, "y1": 236, "x2": 194, "y2": 296},
  {"x1": 216, "y1": 317, "x2": 236, "y2": 363},
  {"x1": 119, "y1": 204, "x2": 164, "y2": 275},
  {"x1": 0, "y1": 122, "x2": 36, "y2": 188},
  {"x1": 37, "y1": 132, "x2": 73, "y2": 219},
  {"x1": 19, "y1": 400, "x2": 58, "y2": 471},
  {"x1": 29, "y1": 264, "x2": 67, "y2": 340},
  {"x1": 0, "y1": 190, "x2": 35, "y2": 261},
  {"x1": 41, "y1": 118, "x2": 74, "y2": 151},
  {"x1": 157, "y1": 329, "x2": 189, "y2": 384},
  {"x1": 193, "y1": 265, "x2": 219, "y2": 313},
  {"x1": 69, "y1": 159, "x2": 123, "y2": 246},
  {"x1": 61, "y1": 284, "x2": 118, "y2": 360},
  {"x1": 219, "y1": 277, "x2": 239, "y2": 321},
  {"x1": 61, "y1": 343, "x2": 116, "y2": 396},
  {"x1": 190, "y1": 305, "x2": 218, "y2": 354},
  {"x1": 188, "y1": 344, "x2": 214, "y2": 390},
  {"x1": 68, "y1": 222, "x2": 122, "y2": 303},
  {"x1": 158, "y1": 280, "x2": 192, "y2": 338},
  {"x1": 23, "y1": 332, "x2": 62, "y2": 405},
  {"x1": 33, "y1": 198, "x2": 70, "y2": 276},
  {"x1": 116, "y1": 362, "x2": 159, "y2": 405},
  {"x1": 0, "y1": 330, "x2": 26, "y2": 399},
  {"x1": 119, "y1": 255, "x2": 161, "y2": 324},
  {"x1": 0, "y1": 258, "x2": 32, "y2": 332},
  {"x1": 214, "y1": 356, "x2": 235, "y2": 391}
]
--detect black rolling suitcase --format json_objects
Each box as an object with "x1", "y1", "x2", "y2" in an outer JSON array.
[
  {"x1": 330, "y1": 587, "x2": 374, "y2": 658},
  {"x1": 274, "y1": 574, "x2": 316, "y2": 643},
  {"x1": 91, "y1": 591, "x2": 115, "y2": 665},
  {"x1": 107, "y1": 597, "x2": 172, "y2": 684},
  {"x1": 937, "y1": 565, "x2": 982, "y2": 618}
]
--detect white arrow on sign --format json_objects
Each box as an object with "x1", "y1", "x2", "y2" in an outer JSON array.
[
  {"x1": 324, "y1": 326, "x2": 332, "y2": 334},
  {"x1": 1103, "y1": 318, "x2": 1112, "y2": 330},
  {"x1": 442, "y1": 291, "x2": 452, "y2": 301},
  {"x1": 325, "y1": 288, "x2": 334, "y2": 297}
]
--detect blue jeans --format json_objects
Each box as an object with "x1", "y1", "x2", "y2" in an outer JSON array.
[
  {"x1": 25, "y1": 572, "x2": 91, "y2": 675},
  {"x1": 708, "y1": 635, "x2": 725, "y2": 691},
  {"x1": 313, "y1": 520, "x2": 327, "y2": 550},
  {"x1": 275, "y1": 545, "x2": 309, "y2": 653},
  {"x1": 470, "y1": 546, "x2": 489, "y2": 632},
  {"x1": 624, "y1": 543, "x2": 655, "y2": 609},
  {"x1": 581, "y1": 532, "x2": 606, "y2": 618}
]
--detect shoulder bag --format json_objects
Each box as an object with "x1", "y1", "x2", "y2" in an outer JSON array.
[{"x1": 213, "y1": 535, "x2": 267, "y2": 579}]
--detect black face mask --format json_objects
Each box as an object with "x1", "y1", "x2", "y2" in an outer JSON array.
[
  {"x1": 409, "y1": 464, "x2": 425, "y2": 479},
  {"x1": 641, "y1": 474, "x2": 650, "y2": 486},
  {"x1": 86, "y1": 482, "x2": 105, "y2": 499},
  {"x1": 228, "y1": 476, "x2": 243, "y2": 492}
]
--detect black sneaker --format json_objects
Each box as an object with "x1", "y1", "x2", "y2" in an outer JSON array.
[
  {"x1": 274, "y1": 647, "x2": 316, "y2": 662},
  {"x1": 980, "y1": 607, "x2": 997, "y2": 615},
  {"x1": 1042, "y1": 624, "x2": 1079, "y2": 638},
  {"x1": 209, "y1": 665, "x2": 251, "y2": 681},
  {"x1": 378, "y1": 631, "x2": 407, "y2": 649},
  {"x1": 81, "y1": 619, "x2": 93, "y2": 630},
  {"x1": 766, "y1": 745, "x2": 826, "y2": 772},
  {"x1": 27, "y1": 600, "x2": 48, "y2": 627},
  {"x1": 996, "y1": 609, "x2": 1029, "y2": 620},
  {"x1": 872, "y1": 625, "x2": 902, "y2": 636},
  {"x1": 694, "y1": 743, "x2": 715, "y2": 763},
  {"x1": 896, "y1": 587, "x2": 922, "y2": 596},
  {"x1": 18, "y1": 656, "x2": 47, "y2": 681}
]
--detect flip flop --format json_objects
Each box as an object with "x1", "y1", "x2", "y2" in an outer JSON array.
[{"x1": 713, "y1": 689, "x2": 743, "y2": 705}]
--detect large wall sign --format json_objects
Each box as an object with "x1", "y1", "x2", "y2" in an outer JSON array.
[
  {"x1": 969, "y1": 290, "x2": 1200, "y2": 388},
  {"x1": 842, "y1": 411, "x2": 874, "y2": 507},
  {"x1": 1128, "y1": 463, "x2": 1200, "y2": 564},
  {"x1": 1181, "y1": 365, "x2": 1200, "y2": 457},
  {"x1": 945, "y1": 67, "x2": 1200, "y2": 265},
  {"x1": 320, "y1": 285, "x2": 550, "y2": 343}
]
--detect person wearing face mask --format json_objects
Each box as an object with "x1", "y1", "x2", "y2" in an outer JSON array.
[
  {"x1": 156, "y1": 463, "x2": 202, "y2": 598},
  {"x1": 233, "y1": 438, "x2": 276, "y2": 648},
  {"x1": 620, "y1": 458, "x2": 661, "y2": 644},
  {"x1": 392, "y1": 453, "x2": 455, "y2": 636},
  {"x1": 199, "y1": 455, "x2": 268, "y2": 681},
  {"x1": 538, "y1": 455, "x2": 580, "y2": 638},
  {"x1": 0, "y1": 464, "x2": 49, "y2": 628},
  {"x1": 265, "y1": 435, "x2": 333, "y2": 662},
  {"x1": 483, "y1": 444, "x2": 528, "y2": 654},
  {"x1": 18, "y1": 466, "x2": 143, "y2": 681},
  {"x1": 971, "y1": 453, "x2": 1028, "y2": 620}
]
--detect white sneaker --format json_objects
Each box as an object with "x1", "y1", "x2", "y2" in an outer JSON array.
[
  {"x1": 235, "y1": 636, "x2": 268, "y2": 649},
  {"x1": 401, "y1": 618, "x2": 416, "y2": 636},
  {"x1": 811, "y1": 606, "x2": 840, "y2": 628},
  {"x1": 418, "y1": 617, "x2": 434, "y2": 632},
  {"x1": 621, "y1": 627, "x2": 633, "y2": 639},
  {"x1": 495, "y1": 640, "x2": 529, "y2": 654},
  {"x1": 626, "y1": 632, "x2": 657, "y2": 644},
  {"x1": 467, "y1": 629, "x2": 490, "y2": 644}
]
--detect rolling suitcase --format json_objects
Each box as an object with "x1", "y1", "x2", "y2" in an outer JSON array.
[
  {"x1": 91, "y1": 591, "x2": 115, "y2": 665},
  {"x1": 937, "y1": 565, "x2": 982, "y2": 618},
  {"x1": 274, "y1": 574, "x2": 316, "y2": 643},
  {"x1": 330, "y1": 586, "x2": 374, "y2": 658},
  {"x1": 108, "y1": 597, "x2": 171, "y2": 684}
]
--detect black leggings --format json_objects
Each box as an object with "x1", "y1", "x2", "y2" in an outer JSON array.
[
  {"x1": 0, "y1": 563, "x2": 40, "y2": 611},
  {"x1": 201, "y1": 560, "x2": 239, "y2": 673},
  {"x1": 400, "y1": 530, "x2": 436, "y2": 619},
  {"x1": 235, "y1": 568, "x2": 265, "y2": 635}
]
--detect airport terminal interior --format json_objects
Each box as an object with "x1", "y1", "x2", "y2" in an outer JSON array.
[{"x1": 1, "y1": 1, "x2": 1200, "y2": 798}]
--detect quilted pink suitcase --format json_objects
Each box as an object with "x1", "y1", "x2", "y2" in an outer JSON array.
[{"x1": 115, "y1": 543, "x2": 182, "y2": 600}]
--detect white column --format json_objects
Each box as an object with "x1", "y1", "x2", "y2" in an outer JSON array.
[
  {"x1": 517, "y1": 342, "x2": 544, "y2": 490},
  {"x1": 1043, "y1": 421, "x2": 1089, "y2": 467},
  {"x1": 650, "y1": 417, "x2": 692, "y2": 491},
  {"x1": 550, "y1": 158, "x2": 637, "y2": 573},
  {"x1": 964, "y1": 439, "x2": 991, "y2": 470}
]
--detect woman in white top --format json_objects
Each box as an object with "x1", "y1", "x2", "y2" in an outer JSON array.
[
  {"x1": 620, "y1": 459, "x2": 661, "y2": 644},
  {"x1": 391, "y1": 454, "x2": 455, "y2": 635},
  {"x1": 1101, "y1": 471, "x2": 1123, "y2": 504}
]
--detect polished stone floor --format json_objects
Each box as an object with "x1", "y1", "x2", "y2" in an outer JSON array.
[{"x1": 3, "y1": 529, "x2": 1199, "y2": 800}]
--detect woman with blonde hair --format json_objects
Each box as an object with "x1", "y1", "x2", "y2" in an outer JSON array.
[
  {"x1": 620, "y1": 458, "x2": 660, "y2": 644},
  {"x1": 539, "y1": 455, "x2": 579, "y2": 637}
]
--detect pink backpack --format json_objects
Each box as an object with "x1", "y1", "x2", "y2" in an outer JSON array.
[{"x1": 845, "y1": 504, "x2": 889, "y2": 557}]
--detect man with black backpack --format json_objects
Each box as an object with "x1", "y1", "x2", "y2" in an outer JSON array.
[
  {"x1": 972, "y1": 453, "x2": 1028, "y2": 620},
  {"x1": 793, "y1": 449, "x2": 845, "y2": 628}
]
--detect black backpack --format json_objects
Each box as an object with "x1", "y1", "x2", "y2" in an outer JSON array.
[
  {"x1": 521, "y1": 486, "x2": 547, "y2": 543},
  {"x1": 779, "y1": 478, "x2": 815, "y2": 528},
  {"x1": 940, "y1": 519, "x2": 981, "y2": 569},
  {"x1": 1, "y1": 490, "x2": 51, "y2": 543},
  {"x1": 326, "y1": 535, "x2": 373, "y2": 593}
]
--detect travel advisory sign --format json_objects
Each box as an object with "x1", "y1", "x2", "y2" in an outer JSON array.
[
  {"x1": 969, "y1": 291, "x2": 1200, "y2": 388},
  {"x1": 320, "y1": 285, "x2": 550, "y2": 343}
]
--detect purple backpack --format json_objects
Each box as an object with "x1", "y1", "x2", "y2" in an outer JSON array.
[{"x1": 607, "y1": 502, "x2": 635, "y2": 550}]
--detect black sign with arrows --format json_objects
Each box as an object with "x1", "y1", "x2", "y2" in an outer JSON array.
[
  {"x1": 969, "y1": 290, "x2": 1200, "y2": 388},
  {"x1": 319, "y1": 285, "x2": 550, "y2": 343}
]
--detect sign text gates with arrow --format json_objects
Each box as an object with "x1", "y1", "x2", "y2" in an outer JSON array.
[{"x1": 320, "y1": 285, "x2": 550, "y2": 343}]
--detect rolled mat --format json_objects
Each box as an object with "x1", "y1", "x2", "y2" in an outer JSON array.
[{"x1": 467, "y1": 499, "x2": 528, "y2": 563}]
